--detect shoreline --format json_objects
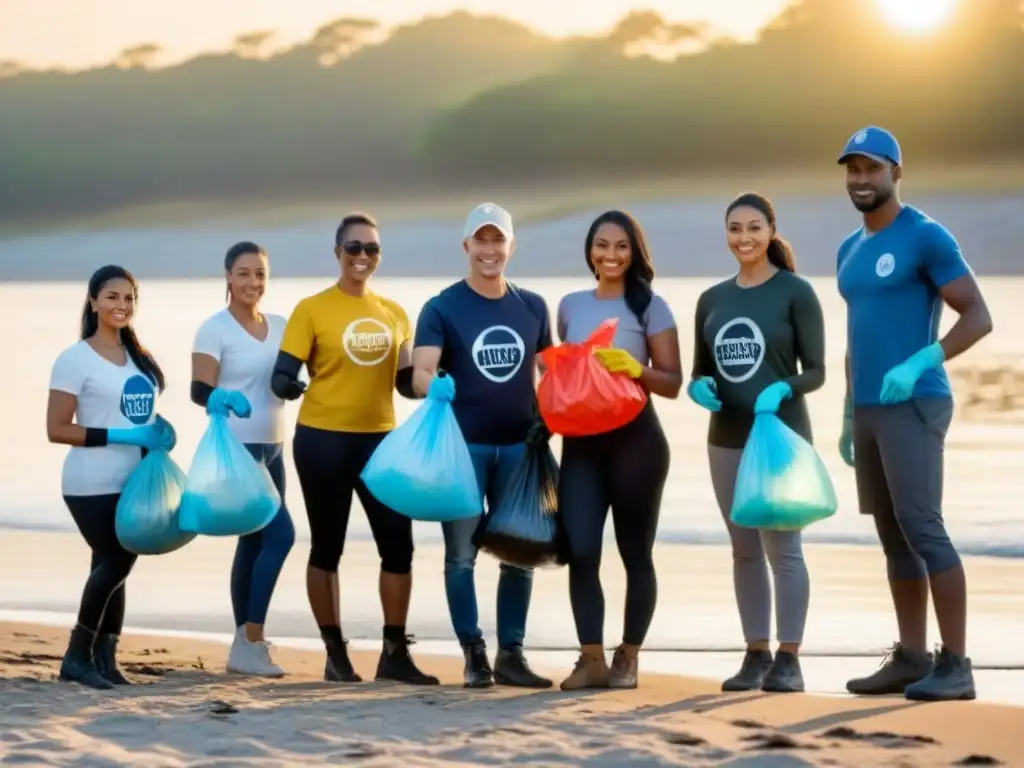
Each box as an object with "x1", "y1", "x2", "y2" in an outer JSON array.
[{"x1": 1, "y1": 620, "x2": 1020, "y2": 767}]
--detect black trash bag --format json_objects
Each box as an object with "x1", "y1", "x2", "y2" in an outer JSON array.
[{"x1": 473, "y1": 438, "x2": 565, "y2": 569}]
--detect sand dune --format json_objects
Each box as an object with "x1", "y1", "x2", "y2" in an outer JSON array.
[{"x1": 0, "y1": 622, "x2": 1018, "y2": 767}]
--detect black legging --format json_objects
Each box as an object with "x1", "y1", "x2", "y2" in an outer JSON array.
[
  {"x1": 64, "y1": 494, "x2": 137, "y2": 635},
  {"x1": 557, "y1": 404, "x2": 670, "y2": 647}
]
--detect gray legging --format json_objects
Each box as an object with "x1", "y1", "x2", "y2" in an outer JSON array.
[{"x1": 708, "y1": 445, "x2": 809, "y2": 645}]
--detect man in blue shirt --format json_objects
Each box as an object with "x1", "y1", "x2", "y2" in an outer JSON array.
[
  {"x1": 412, "y1": 202, "x2": 553, "y2": 689},
  {"x1": 836, "y1": 126, "x2": 993, "y2": 702}
]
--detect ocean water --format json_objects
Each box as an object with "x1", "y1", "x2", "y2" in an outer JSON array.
[{"x1": 2, "y1": 274, "x2": 1020, "y2": 558}]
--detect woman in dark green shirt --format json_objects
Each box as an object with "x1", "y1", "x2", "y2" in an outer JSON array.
[{"x1": 688, "y1": 192, "x2": 826, "y2": 695}]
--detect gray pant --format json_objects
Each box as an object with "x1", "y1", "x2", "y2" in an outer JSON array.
[
  {"x1": 853, "y1": 399, "x2": 960, "y2": 581},
  {"x1": 708, "y1": 445, "x2": 809, "y2": 645}
]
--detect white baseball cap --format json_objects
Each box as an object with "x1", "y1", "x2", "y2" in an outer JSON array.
[{"x1": 463, "y1": 202, "x2": 513, "y2": 239}]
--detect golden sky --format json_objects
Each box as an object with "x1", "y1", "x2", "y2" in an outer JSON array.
[{"x1": 0, "y1": 0, "x2": 789, "y2": 70}]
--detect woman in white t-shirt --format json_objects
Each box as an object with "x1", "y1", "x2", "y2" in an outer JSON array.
[
  {"x1": 47, "y1": 265, "x2": 177, "y2": 690},
  {"x1": 191, "y1": 241, "x2": 294, "y2": 677}
]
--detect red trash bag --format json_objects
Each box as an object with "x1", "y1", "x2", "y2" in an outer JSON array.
[{"x1": 537, "y1": 318, "x2": 648, "y2": 437}]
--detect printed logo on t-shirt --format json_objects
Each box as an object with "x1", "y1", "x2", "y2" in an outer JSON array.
[
  {"x1": 472, "y1": 325, "x2": 525, "y2": 383},
  {"x1": 120, "y1": 374, "x2": 155, "y2": 425},
  {"x1": 875, "y1": 253, "x2": 896, "y2": 278},
  {"x1": 713, "y1": 317, "x2": 765, "y2": 384},
  {"x1": 342, "y1": 318, "x2": 393, "y2": 366}
]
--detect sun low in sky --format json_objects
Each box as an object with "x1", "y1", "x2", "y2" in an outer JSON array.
[{"x1": 876, "y1": 0, "x2": 959, "y2": 34}]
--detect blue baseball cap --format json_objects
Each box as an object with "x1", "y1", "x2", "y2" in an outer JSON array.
[{"x1": 838, "y1": 126, "x2": 902, "y2": 166}]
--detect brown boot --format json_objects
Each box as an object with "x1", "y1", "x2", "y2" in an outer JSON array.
[
  {"x1": 608, "y1": 645, "x2": 639, "y2": 689},
  {"x1": 559, "y1": 648, "x2": 609, "y2": 691}
]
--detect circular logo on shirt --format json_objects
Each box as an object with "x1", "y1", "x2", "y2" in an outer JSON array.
[
  {"x1": 342, "y1": 318, "x2": 393, "y2": 366},
  {"x1": 120, "y1": 374, "x2": 155, "y2": 425},
  {"x1": 713, "y1": 317, "x2": 766, "y2": 384},
  {"x1": 875, "y1": 253, "x2": 896, "y2": 278},
  {"x1": 472, "y1": 325, "x2": 525, "y2": 383}
]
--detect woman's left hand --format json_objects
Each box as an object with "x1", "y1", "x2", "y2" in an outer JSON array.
[
  {"x1": 594, "y1": 348, "x2": 643, "y2": 379},
  {"x1": 753, "y1": 381, "x2": 793, "y2": 414}
]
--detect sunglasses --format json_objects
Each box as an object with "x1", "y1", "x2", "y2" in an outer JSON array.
[{"x1": 340, "y1": 240, "x2": 382, "y2": 257}]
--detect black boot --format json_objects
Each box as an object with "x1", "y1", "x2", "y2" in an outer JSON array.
[
  {"x1": 494, "y1": 646, "x2": 553, "y2": 689},
  {"x1": 375, "y1": 635, "x2": 440, "y2": 685},
  {"x1": 462, "y1": 640, "x2": 495, "y2": 688},
  {"x1": 94, "y1": 633, "x2": 132, "y2": 685},
  {"x1": 324, "y1": 638, "x2": 363, "y2": 683},
  {"x1": 60, "y1": 625, "x2": 113, "y2": 690}
]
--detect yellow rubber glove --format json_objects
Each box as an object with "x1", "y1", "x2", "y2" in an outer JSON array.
[{"x1": 593, "y1": 348, "x2": 643, "y2": 379}]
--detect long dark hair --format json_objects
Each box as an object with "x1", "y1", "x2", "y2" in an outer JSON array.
[
  {"x1": 81, "y1": 265, "x2": 166, "y2": 392},
  {"x1": 224, "y1": 240, "x2": 266, "y2": 301},
  {"x1": 725, "y1": 192, "x2": 796, "y2": 273},
  {"x1": 584, "y1": 210, "x2": 655, "y2": 326}
]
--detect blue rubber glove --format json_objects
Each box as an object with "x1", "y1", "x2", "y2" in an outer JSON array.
[
  {"x1": 880, "y1": 342, "x2": 945, "y2": 405},
  {"x1": 687, "y1": 376, "x2": 722, "y2": 412},
  {"x1": 207, "y1": 388, "x2": 252, "y2": 418},
  {"x1": 108, "y1": 420, "x2": 175, "y2": 452},
  {"x1": 753, "y1": 381, "x2": 793, "y2": 415},
  {"x1": 838, "y1": 393, "x2": 854, "y2": 467},
  {"x1": 427, "y1": 371, "x2": 456, "y2": 403}
]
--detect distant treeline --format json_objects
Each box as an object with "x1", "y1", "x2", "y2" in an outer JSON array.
[{"x1": 0, "y1": 0, "x2": 1021, "y2": 223}]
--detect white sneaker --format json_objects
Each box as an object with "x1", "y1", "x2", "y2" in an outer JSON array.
[{"x1": 227, "y1": 632, "x2": 285, "y2": 677}]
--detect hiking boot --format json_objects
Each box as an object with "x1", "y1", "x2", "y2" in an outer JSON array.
[
  {"x1": 375, "y1": 635, "x2": 439, "y2": 685},
  {"x1": 761, "y1": 651, "x2": 804, "y2": 693},
  {"x1": 846, "y1": 643, "x2": 932, "y2": 695},
  {"x1": 722, "y1": 649, "x2": 773, "y2": 692},
  {"x1": 60, "y1": 625, "x2": 113, "y2": 690},
  {"x1": 463, "y1": 640, "x2": 494, "y2": 688},
  {"x1": 608, "y1": 645, "x2": 639, "y2": 689},
  {"x1": 904, "y1": 646, "x2": 976, "y2": 702},
  {"x1": 93, "y1": 633, "x2": 132, "y2": 685},
  {"x1": 494, "y1": 646, "x2": 552, "y2": 689},
  {"x1": 324, "y1": 638, "x2": 363, "y2": 683},
  {"x1": 559, "y1": 650, "x2": 610, "y2": 691}
]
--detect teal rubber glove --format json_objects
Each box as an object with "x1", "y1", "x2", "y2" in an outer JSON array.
[
  {"x1": 880, "y1": 342, "x2": 945, "y2": 405},
  {"x1": 108, "y1": 419, "x2": 175, "y2": 452},
  {"x1": 687, "y1": 376, "x2": 722, "y2": 412},
  {"x1": 753, "y1": 381, "x2": 793, "y2": 414},
  {"x1": 207, "y1": 388, "x2": 252, "y2": 418},
  {"x1": 838, "y1": 393, "x2": 854, "y2": 467},
  {"x1": 427, "y1": 371, "x2": 455, "y2": 403}
]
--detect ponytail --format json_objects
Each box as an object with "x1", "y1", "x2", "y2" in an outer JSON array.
[
  {"x1": 767, "y1": 235, "x2": 796, "y2": 273},
  {"x1": 82, "y1": 265, "x2": 167, "y2": 393}
]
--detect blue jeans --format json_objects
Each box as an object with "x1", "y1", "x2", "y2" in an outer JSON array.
[
  {"x1": 231, "y1": 443, "x2": 296, "y2": 626},
  {"x1": 443, "y1": 442, "x2": 534, "y2": 650}
]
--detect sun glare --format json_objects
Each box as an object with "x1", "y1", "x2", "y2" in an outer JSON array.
[{"x1": 876, "y1": 0, "x2": 958, "y2": 34}]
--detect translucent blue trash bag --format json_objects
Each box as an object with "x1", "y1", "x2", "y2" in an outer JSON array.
[
  {"x1": 730, "y1": 413, "x2": 838, "y2": 531},
  {"x1": 361, "y1": 375, "x2": 480, "y2": 522},
  {"x1": 178, "y1": 415, "x2": 281, "y2": 537},
  {"x1": 115, "y1": 448, "x2": 196, "y2": 556},
  {"x1": 472, "y1": 440, "x2": 565, "y2": 569}
]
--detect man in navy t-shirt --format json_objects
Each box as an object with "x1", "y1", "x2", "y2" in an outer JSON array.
[
  {"x1": 412, "y1": 202, "x2": 553, "y2": 690},
  {"x1": 835, "y1": 127, "x2": 993, "y2": 702}
]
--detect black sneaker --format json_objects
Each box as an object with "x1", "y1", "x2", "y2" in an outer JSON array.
[
  {"x1": 375, "y1": 635, "x2": 439, "y2": 685},
  {"x1": 494, "y1": 646, "x2": 552, "y2": 689},
  {"x1": 59, "y1": 625, "x2": 113, "y2": 690},
  {"x1": 846, "y1": 643, "x2": 932, "y2": 696},
  {"x1": 722, "y1": 649, "x2": 773, "y2": 692},
  {"x1": 324, "y1": 639, "x2": 363, "y2": 683},
  {"x1": 463, "y1": 641, "x2": 494, "y2": 688},
  {"x1": 904, "y1": 646, "x2": 976, "y2": 702},
  {"x1": 761, "y1": 651, "x2": 804, "y2": 693},
  {"x1": 93, "y1": 633, "x2": 132, "y2": 685}
]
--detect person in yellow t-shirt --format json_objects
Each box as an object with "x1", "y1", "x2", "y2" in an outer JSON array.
[{"x1": 270, "y1": 212, "x2": 436, "y2": 687}]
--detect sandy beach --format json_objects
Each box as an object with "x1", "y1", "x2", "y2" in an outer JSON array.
[{"x1": 0, "y1": 621, "x2": 1016, "y2": 767}]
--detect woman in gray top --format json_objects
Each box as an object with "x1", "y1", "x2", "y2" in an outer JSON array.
[
  {"x1": 689, "y1": 192, "x2": 826, "y2": 694},
  {"x1": 554, "y1": 210, "x2": 683, "y2": 691}
]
